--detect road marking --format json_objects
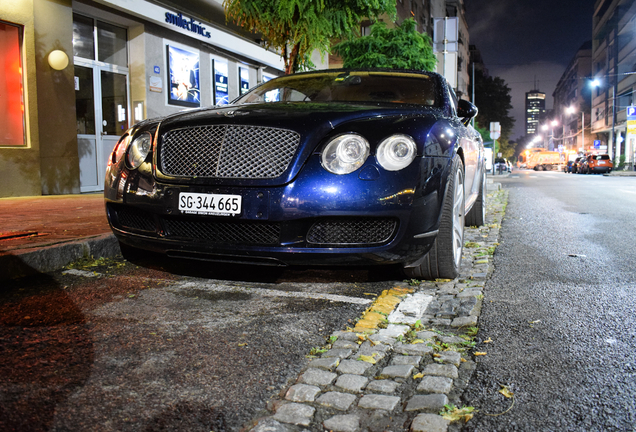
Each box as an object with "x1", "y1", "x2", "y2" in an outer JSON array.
[{"x1": 174, "y1": 281, "x2": 374, "y2": 305}]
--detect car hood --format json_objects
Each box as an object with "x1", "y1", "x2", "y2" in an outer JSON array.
[{"x1": 154, "y1": 102, "x2": 445, "y2": 187}]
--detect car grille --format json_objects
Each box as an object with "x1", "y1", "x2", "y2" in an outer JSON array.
[
  {"x1": 164, "y1": 219, "x2": 280, "y2": 245},
  {"x1": 159, "y1": 125, "x2": 300, "y2": 179},
  {"x1": 115, "y1": 206, "x2": 156, "y2": 232},
  {"x1": 307, "y1": 218, "x2": 398, "y2": 246}
]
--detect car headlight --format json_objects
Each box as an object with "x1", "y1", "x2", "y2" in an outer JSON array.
[
  {"x1": 126, "y1": 132, "x2": 153, "y2": 169},
  {"x1": 321, "y1": 134, "x2": 370, "y2": 175},
  {"x1": 376, "y1": 134, "x2": 417, "y2": 171}
]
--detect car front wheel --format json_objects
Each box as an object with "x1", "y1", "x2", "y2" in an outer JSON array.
[{"x1": 403, "y1": 155, "x2": 465, "y2": 280}]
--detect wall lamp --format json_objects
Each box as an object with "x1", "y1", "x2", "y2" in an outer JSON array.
[{"x1": 48, "y1": 50, "x2": 69, "y2": 71}]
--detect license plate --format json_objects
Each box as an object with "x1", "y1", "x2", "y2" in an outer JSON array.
[
  {"x1": 178, "y1": 192, "x2": 242, "y2": 216},
  {"x1": 598, "y1": 161, "x2": 605, "y2": 165}
]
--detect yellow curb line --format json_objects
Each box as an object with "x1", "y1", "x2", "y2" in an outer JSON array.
[{"x1": 353, "y1": 286, "x2": 413, "y2": 332}]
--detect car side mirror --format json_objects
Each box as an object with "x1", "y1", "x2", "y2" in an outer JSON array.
[{"x1": 457, "y1": 99, "x2": 478, "y2": 125}]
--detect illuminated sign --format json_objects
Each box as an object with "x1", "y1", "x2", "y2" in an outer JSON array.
[
  {"x1": 239, "y1": 67, "x2": 250, "y2": 95},
  {"x1": 167, "y1": 45, "x2": 200, "y2": 108},
  {"x1": 213, "y1": 59, "x2": 229, "y2": 105},
  {"x1": 165, "y1": 12, "x2": 211, "y2": 38}
]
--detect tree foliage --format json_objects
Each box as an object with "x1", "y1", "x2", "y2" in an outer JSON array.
[
  {"x1": 469, "y1": 69, "x2": 516, "y2": 158},
  {"x1": 332, "y1": 19, "x2": 437, "y2": 71},
  {"x1": 223, "y1": 0, "x2": 396, "y2": 74}
]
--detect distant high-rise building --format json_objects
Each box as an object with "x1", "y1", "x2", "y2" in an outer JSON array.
[{"x1": 526, "y1": 91, "x2": 546, "y2": 135}]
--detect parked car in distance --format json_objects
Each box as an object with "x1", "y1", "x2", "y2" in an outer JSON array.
[
  {"x1": 577, "y1": 155, "x2": 590, "y2": 174},
  {"x1": 104, "y1": 69, "x2": 486, "y2": 280},
  {"x1": 494, "y1": 157, "x2": 510, "y2": 174},
  {"x1": 585, "y1": 154, "x2": 613, "y2": 174},
  {"x1": 571, "y1": 156, "x2": 584, "y2": 173},
  {"x1": 563, "y1": 160, "x2": 574, "y2": 173}
]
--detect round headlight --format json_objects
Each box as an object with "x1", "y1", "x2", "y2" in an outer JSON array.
[
  {"x1": 127, "y1": 132, "x2": 152, "y2": 169},
  {"x1": 376, "y1": 134, "x2": 417, "y2": 171},
  {"x1": 321, "y1": 134, "x2": 370, "y2": 175}
]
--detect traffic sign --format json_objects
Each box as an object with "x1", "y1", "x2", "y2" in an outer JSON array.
[
  {"x1": 490, "y1": 122, "x2": 501, "y2": 140},
  {"x1": 627, "y1": 105, "x2": 636, "y2": 119},
  {"x1": 594, "y1": 140, "x2": 601, "y2": 149}
]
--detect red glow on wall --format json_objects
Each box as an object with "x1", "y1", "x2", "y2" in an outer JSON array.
[{"x1": 0, "y1": 22, "x2": 25, "y2": 146}]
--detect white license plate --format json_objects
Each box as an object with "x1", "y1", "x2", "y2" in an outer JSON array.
[
  {"x1": 178, "y1": 192, "x2": 242, "y2": 216},
  {"x1": 598, "y1": 161, "x2": 605, "y2": 165}
]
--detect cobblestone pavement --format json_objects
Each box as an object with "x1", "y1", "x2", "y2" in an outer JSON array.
[{"x1": 245, "y1": 189, "x2": 508, "y2": 432}]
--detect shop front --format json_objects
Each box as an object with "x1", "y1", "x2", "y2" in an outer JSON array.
[{"x1": 0, "y1": 0, "x2": 288, "y2": 197}]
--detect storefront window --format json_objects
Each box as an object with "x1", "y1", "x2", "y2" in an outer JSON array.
[
  {"x1": 73, "y1": 14, "x2": 95, "y2": 60},
  {"x1": 0, "y1": 21, "x2": 25, "y2": 147},
  {"x1": 97, "y1": 21, "x2": 127, "y2": 67}
]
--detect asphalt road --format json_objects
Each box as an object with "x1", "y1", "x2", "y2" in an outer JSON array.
[
  {"x1": 0, "y1": 258, "x2": 400, "y2": 432},
  {"x1": 461, "y1": 170, "x2": 636, "y2": 431}
]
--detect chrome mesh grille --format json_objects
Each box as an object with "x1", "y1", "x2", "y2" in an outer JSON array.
[
  {"x1": 307, "y1": 218, "x2": 398, "y2": 246},
  {"x1": 164, "y1": 219, "x2": 281, "y2": 245},
  {"x1": 160, "y1": 125, "x2": 300, "y2": 179}
]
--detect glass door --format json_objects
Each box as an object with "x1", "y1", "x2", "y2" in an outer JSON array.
[{"x1": 73, "y1": 14, "x2": 129, "y2": 193}]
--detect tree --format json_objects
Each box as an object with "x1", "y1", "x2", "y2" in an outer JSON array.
[
  {"x1": 332, "y1": 19, "x2": 437, "y2": 71},
  {"x1": 469, "y1": 69, "x2": 516, "y2": 158},
  {"x1": 223, "y1": 0, "x2": 396, "y2": 75}
]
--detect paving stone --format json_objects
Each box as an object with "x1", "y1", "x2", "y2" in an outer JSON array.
[
  {"x1": 360, "y1": 341, "x2": 392, "y2": 353},
  {"x1": 368, "y1": 334, "x2": 399, "y2": 345},
  {"x1": 285, "y1": 384, "x2": 321, "y2": 402},
  {"x1": 422, "y1": 363, "x2": 459, "y2": 379},
  {"x1": 323, "y1": 414, "x2": 361, "y2": 432},
  {"x1": 458, "y1": 297, "x2": 478, "y2": 316},
  {"x1": 388, "y1": 293, "x2": 433, "y2": 324},
  {"x1": 273, "y1": 403, "x2": 315, "y2": 426},
  {"x1": 332, "y1": 339, "x2": 360, "y2": 350},
  {"x1": 335, "y1": 374, "x2": 369, "y2": 393},
  {"x1": 435, "y1": 351, "x2": 461, "y2": 367},
  {"x1": 405, "y1": 394, "x2": 449, "y2": 412},
  {"x1": 391, "y1": 355, "x2": 422, "y2": 366},
  {"x1": 316, "y1": 391, "x2": 357, "y2": 411},
  {"x1": 322, "y1": 348, "x2": 354, "y2": 359},
  {"x1": 416, "y1": 331, "x2": 438, "y2": 341},
  {"x1": 456, "y1": 289, "x2": 483, "y2": 298},
  {"x1": 395, "y1": 342, "x2": 434, "y2": 356},
  {"x1": 416, "y1": 376, "x2": 453, "y2": 394},
  {"x1": 251, "y1": 418, "x2": 293, "y2": 432},
  {"x1": 365, "y1": 379, "x2": 400, "y2": 394},
  {"x1": 379, "y1": 364, "x2": 414, "y2": 379},
  {"x1": 358, "y1": 394, "x2": 401, "y2": 411},
  {"x1": 437, "y1": 335, "x2": 464, "y2": 344},
  {"x1": 336, "y1": 359, "x2": 373, "y2": 375},
  {"x1": 430, "y1": 318, "x2": 452, "y2": 326},
  {"x1": 450, "y1": 316, "x2": 478, "y2": 327},
  {"x1": 332, "y1": 331, "x2": 360, "y2": 342},
  {"x1": 436, "y1": 298, "x2": 461, "y2": 318},
  {"x1": 309, "y1": 357, "x2": 340, "y2": 371},
  {"x1": 299, "y1": 368, "x2": 337, "y2": 386},
  {"x1": 377, "y1": 324, "x2": 410, "y2": 338},
  {"x1": 410, "y1": 413, "x2": 450, "y2": 432}
]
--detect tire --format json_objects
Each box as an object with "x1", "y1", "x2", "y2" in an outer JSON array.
[
  {"x1": 403, "y1": 155, "x2": 465, "y2": 280},
  {"x1": 465, "y1": 168, "x2": 486, "y2": 227}
]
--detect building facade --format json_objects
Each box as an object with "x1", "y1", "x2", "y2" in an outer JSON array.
[
  {"x1": 552, "y1": 41, "x2": 593, "y2": 154},
  {"x1": 525, "y1": 91, "x2": 546, "y2": 135},
  {"x1": 590, "y1": 0, "x2": 636, "y2": 165},
  {"x1": 0, "y1": 0, "x2": 289, "y2": 198}
]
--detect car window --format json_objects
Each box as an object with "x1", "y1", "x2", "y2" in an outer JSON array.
[
  {"x1": 236, "y1": 71, "x2": 440, "y2": 106},
  {"x1": 596, "y1": 155, "x2": 610, "y2": 160}
]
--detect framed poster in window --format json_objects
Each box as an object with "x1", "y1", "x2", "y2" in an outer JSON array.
[
  {"x1": 239, "y1": 66, "x2": 250, "y2": 95},
  {"x1": 0, "y1": 21, "x2": 25, "y2": 146},
  {"x1": 213, "y1": 59, "x2": 229, "y2": 105},
  {"x1": 166, "y1": 44, "x2": 200, "y2": 108}
]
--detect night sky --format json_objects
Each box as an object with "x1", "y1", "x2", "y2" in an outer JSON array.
[{"x1": 465, "y1": 0, "x2": 597, "y2": 139}]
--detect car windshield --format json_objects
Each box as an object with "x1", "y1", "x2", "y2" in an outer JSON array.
[
  {"x1": 595, "y1": 155, "x2": 610, "y2": 160},
  {"x1": 235, "y1": 71, "x2": 440, "y2": 106}
]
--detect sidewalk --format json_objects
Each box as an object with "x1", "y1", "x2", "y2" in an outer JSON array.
[{"x1": 0, "y1": 193, "x2": 119, "y2": 281}]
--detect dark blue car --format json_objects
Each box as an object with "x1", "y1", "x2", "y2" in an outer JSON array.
[{"x1": 104, "y1": 69, "x2": 486, "y2": 280}]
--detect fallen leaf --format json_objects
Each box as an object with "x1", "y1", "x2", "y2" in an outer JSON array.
[
  {"x1": 499, "y1": 385, "x2": 514, "y2": 398},
  {"x1": 238, "y1": 343, "x2": 247, "y2": 347},
  {"x1": 358, "y1": 355, "x2": 377, "y2": 364},
  {"x1": 411, "y1": 339, "x2": 425, "y2": 344},
  {"x1": 474, "y1": 352, "x2": 487, "y2": 356},
  {"x1": 484, "y1": 338, "x2": 493, "y2": 343},
  {"x1": 413, "y1": 372, "x2": 424, "y2": 379},
  {"x1": 460, "y1": 358, "x2": 467, "y2": 362}
]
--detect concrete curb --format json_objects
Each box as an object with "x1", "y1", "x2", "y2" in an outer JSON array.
[{"x1": 0, "y1": 233, "x2": 120, "y2": 281}]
